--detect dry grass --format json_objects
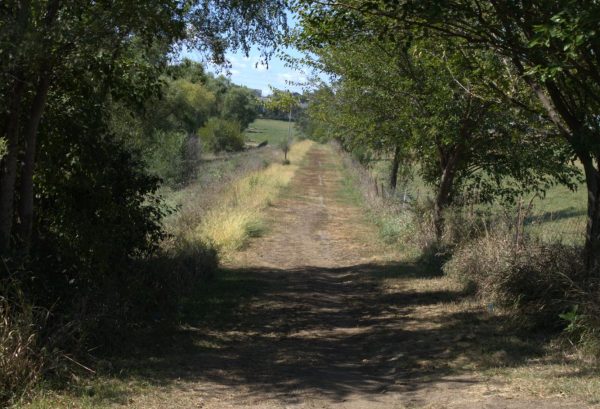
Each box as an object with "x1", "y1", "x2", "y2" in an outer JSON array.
[
  {"x1": 0, "y1": 285, "x2": 48, "y2": 407},
  {"x1": 494, "y1": 362, "x2": 600, "y2": 404},
  {"x1": 194, "y1": 140, "x2": 313, "y2": 257}
]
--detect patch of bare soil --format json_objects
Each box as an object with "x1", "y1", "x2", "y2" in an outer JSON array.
[{"x1": 124, "y1": 145, "x2": 592, "y2": 408}]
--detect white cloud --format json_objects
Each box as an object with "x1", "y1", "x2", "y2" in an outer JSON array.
[
  {"x1": 228, "y1": 55, "x2": 247, "y2": 70},
  {"x1": 250, "y1": 56, "x2": 269, "y2": 72},
  {"x1": 276, "y1": 71, "x2": 307, "y2": 87}
]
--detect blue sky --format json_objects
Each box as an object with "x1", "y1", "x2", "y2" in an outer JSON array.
[{"x1": 179, "y1": 45, "x2": 309, "y2": 96}]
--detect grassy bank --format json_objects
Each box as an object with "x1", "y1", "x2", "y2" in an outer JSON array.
[
  {"x1": 364, "y1": 153, "x2": 587, "y2": 245},
  {"x1": 195, "y1": 140, "x2": 313, "y2": 257}
]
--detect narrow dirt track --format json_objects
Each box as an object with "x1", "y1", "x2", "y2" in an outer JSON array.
[{"x1": 128, "y1": 145, "x2": 588, "y2": 408}]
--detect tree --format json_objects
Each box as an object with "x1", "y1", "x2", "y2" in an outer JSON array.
[
  {"x1": 265, "y1": 88, "x2": 300, "y2": 160},
  {"x1": 294, "y1": 23, "x2": 578, "y2": 240},
  {"x1": 295, "y1": 0, "x2": 600, "y2": 272},
  {"x1": 0, "y1": 0, "x2": 288, "y2": 256},
  {"x1": 222, "y1": 87, "x2": 260, "y2": 129}
]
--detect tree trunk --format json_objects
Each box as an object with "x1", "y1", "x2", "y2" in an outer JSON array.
[
  {"x1": 513, "y1": 58, "x2": 600, "y2": 274},
  {"x1": 578, "y1": 152, "x2": 600, "y2": 275},
  {"x1": 16, "y1": 73, "x2": 51, "y2": 251},
  {"x1": 287, "y1": 108, "x2": 292, "y2": 141},
  {"x1": 433, "y1": 149, "x2": 460, "y2": 242},
  {"x1": 11, "y1": 0, "x2": 59, "y2": 252},
  {"x1": 389, "y1": 145, "x2": 401, "y2": 191},
  {"x1": 0, "y1": 1, "x2": 32, "y2": 255},
  {"x1": 0, "y1": 81, "x2": 25, "y2": 254}
]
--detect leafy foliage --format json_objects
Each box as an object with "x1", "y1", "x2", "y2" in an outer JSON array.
[
  {"x1": 222, "y1": 87, "x2": 260, "y2": 129},
  {"x1": 295, "y1": 0, "x2": 600, "y2": 272},
  {"x1": 0, "y1": 0, "x2": 287, "y2": 404},
  {"x1": 199, "y1": 117, "x2": 245, "y2": 152}
]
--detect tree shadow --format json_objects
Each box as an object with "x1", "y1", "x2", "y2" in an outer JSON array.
[
  {"x1": 94, "y1": 260, "x2": 570, "y2": 405},
  {"x1": 525, "y1": 207, "x2": 587, "y2": 225}
]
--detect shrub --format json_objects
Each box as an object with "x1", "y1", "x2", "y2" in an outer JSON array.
[
  {"x1": 146, "y1": 130, "x2": 201, "y2": 186},
  {"x1": 199, "y1": 118, "x2": 244, "y2": 153},
  {"x1": 444, "y1": 231, "x2": 585, "y2": 330}
]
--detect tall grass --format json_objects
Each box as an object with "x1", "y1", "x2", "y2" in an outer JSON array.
[
  {"x1": 0, "y1": 282, "x2": 51, "y2": 407},
  {"x1": 194, "y1": 140, "x2": 313, "y2": 257}
]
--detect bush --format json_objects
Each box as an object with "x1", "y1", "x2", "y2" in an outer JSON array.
[
  {"x1": 146, "y1": 130, "x2": 201, "y2": 186},
  {"x1": 92, "y1": 239, "x2": 218, "y2": 347},
  {"x1": 221, "y1": 88, "x2": 259, "y2": 129},
  {"x1": 444, "y1": 231, "x2": 585, "y2": 330},
  {"x1": 199, "y1": 118, "x2": 244, "y2": 153}
]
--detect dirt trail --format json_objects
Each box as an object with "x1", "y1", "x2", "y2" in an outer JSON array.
[
  {"x1": 233, "y1": 144, "x2": 381, "y2": 269},
  {"x1": 128, "y1": 145, "x2": 589, "y2": 408}
]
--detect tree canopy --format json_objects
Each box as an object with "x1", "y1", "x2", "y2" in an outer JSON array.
[{"x1": 293, "y1": 0, "x2": 599, "y2": 269}]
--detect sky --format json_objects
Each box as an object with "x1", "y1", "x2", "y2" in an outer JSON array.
[
  {"x1": 176, "y1": 10, "x2": 315, "y2": 97},
  {"x1": 179, "y1": 45, "x2": 309, "y2": 97}
]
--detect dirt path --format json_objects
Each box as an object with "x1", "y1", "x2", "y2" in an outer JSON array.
[{"x1": 126, "y1": 145, "x2": 589, "y2": 408}]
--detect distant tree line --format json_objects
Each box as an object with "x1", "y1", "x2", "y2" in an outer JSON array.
[{"x1": 111, "y1": 59, "x2": 261, "y2": 187}]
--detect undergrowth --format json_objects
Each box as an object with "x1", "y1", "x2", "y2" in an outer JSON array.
[{"x1": 336, "y1": 142, "x2": 600, "y2": 357}]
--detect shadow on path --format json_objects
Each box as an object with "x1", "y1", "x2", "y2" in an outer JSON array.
[{"x1": 112, "y1": 261, "x2": 548, "y2": 405}]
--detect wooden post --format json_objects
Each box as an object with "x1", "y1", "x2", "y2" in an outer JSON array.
[{"x1": 515, "y1": 198, "x2": 523, "y2": 251}]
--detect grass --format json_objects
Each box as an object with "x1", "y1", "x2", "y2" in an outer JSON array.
[
  {"x1": 160, "y1": 141, "x2": 295, "y2": 261},
  {"x1": 368, "y1": 154, "x2": 588, "y2": 244},
  {"x1": 193, "y1": 140, "x2": 314, "y2": 257},
  {"x1": 341, "y1": 146, "x2": 600, "y2": 405},
  {"x1": 334, "y1": 148, "x2": 423, "y2": 257},
  {"x1": 526, "y1": 183, "x2": 587, "y2": 244},
  {"x1": 24, "y1": 380, "x2": 144, "y2": 409},
  {"x1": 20, "y1": 141, "x2": 600, "y2": 408},
  {"x1": 244, "y1": 118, "x2": 303, "y2": 146},
  {"x1": 492, "y1": 362, "x2": 600, "y2": 404}
]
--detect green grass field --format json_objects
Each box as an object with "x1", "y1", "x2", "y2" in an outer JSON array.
[
  {"x1": 526, "y1": 182, "x2": 587, "y2": 244},
  {"x1": 370, "y1": 158, "x2": 588, "y2": 244},
  {"x1": 244, "y1": 118, "x2": 302, "y2": 146}
]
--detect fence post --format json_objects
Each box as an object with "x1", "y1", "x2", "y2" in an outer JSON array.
[{"x1": 515, "y1": 198, "x2": 523, "y2": 251}]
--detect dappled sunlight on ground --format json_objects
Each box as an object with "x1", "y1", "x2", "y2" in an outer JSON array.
[{"x1": 24, "y1": 145, "x2": 596, "y2": 409}]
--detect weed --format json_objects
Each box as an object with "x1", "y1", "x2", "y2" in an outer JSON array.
[{"x1": 0, "y1": 282, "x2": 49, "y2": 407}]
